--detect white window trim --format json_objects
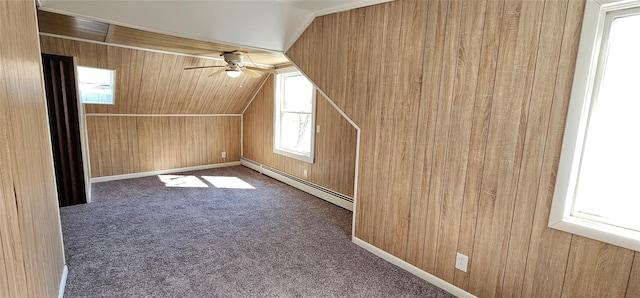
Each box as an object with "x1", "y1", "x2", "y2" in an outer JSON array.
[
  {"x1": 273, "y1": 70, "x2": 316, "y2": 164},
  {"x1": 549, "y1": 0, "x2": 640, "y2": 252}
]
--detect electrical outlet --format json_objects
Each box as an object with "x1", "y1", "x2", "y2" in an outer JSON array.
[
  {"x1": 303, "y1": 169, "x2": 308, "y2": 177},
  {"x1": 221, "y1": 151, "x2": 226, "y2": 158},
  {"x1": 455, "y1": 253, "x2": 469, "y2": 272},
  {"x1": 316, "y1": 125, "x2": 320, "y2": 133}
]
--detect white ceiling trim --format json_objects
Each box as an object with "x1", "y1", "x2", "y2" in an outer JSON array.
[
  {"x1": 311, "y1": 0, "x2": 394, "y2": 17},
  {"x1": 38, "y1": 0, "x2": 393, "y2": 53}
]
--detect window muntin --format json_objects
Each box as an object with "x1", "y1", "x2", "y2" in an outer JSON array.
[
  {"x1": 274, "y1": 71, "x2": 315, "y2": 163},
  {"x1": 549, "y1": 1, "x2": 640, "y2": 252},
  {"x1": 77, "y1": 66, "x2": 115, "y2": 105}
]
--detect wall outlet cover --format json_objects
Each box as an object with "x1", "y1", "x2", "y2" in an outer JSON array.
[{"x1": 455, "y1": 253, "x2": 469, "y2": 272}]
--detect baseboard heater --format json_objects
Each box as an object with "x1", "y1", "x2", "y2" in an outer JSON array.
[{"x1": 241, "y1": 157, "x2": 353, "y2": 211}]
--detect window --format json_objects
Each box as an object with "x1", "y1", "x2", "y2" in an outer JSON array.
[
  {"x1": 77, "y1": 66, "x2": 115, "y2": 104},
  {"x1": 273, "y1": 70, "x2": 315, "y2": 163},
  {"x1": 549, "y1": 0, "x2": 640, "y2": 252}
]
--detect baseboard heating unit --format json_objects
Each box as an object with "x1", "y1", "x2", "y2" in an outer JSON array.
[{"x1": 240, "y1": 157, "x2": 353, "y2": 211}]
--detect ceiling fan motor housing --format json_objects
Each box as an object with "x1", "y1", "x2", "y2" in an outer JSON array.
[{"x1": 222, "y1": 52, "x2": 244, "y2": 66}]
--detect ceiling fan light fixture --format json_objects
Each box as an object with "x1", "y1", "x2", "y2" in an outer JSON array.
[{"x1": 225, "y1": 69, "x2": 242, "y2": 78}]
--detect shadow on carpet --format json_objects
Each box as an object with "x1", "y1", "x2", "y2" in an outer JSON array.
[{"x1": 60, "y1": 166, "x2": 453, "y2": 298}]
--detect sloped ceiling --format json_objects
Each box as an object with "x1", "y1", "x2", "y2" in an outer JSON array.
[
  {"x1": 37, "y1": 0, "x2": 394, "y2": 53},
  {"x1": 40, "y1": 35, "x2": 266, "y2": 114},
  {"x1": 37, "y1": 10, "x2": 291, "y2": 66}
]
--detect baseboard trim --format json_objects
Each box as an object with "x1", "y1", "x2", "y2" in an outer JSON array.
[
  {"x1": 352, "y1": 237, "x2": 476, "y2": 298},
  {"x1": 240, "y1": 158, "x2": 353, "y2": 211},
  {"x1": 91, "y1": 162, "x2": 242, "y2": 183},
  {"x1": 58, "y1": 265, "x2": 68, "y2": 298}
]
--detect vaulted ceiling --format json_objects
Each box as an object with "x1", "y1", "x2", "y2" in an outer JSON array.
[
  {"x1": 37, "y1": 0, "x2": 393, "y2": 54},
  {"x1": 36, "y1": 0, "x2": 394, "y2": 115},
  {"x1": 37, "y1": 10, "x2": 290, "y2": 67}
]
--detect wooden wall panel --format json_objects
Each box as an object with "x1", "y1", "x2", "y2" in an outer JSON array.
[
  {"x1": 243, "y1": 75, "x2": 357, "y2": 198},
  {"x1": 500, "y1": 0, "x2": 570, "y2": 295},
  {"x1": 0, "y1": 0, "x2": 65, "y2": 297},
  {"x1": 404, "y1": 0, "x2": 442, "y2": 270},
  {"x1": 434, "y1": 0, "x2": 485, "y2": 284},
  {"x1": 628, "y1": 254, "x2": 640, "y2": 298},
  {"x1": 356, "y1": 3, "x2": 390, "y2": 251},
  {"x1": 40, "y1": 35, "x2": 254, "y2": 178},
  {"x1": 287, "y1": 0, "x2": 638, "y2": 296},
  {"x1": 453, "y1": 0, "x2": 503, "y2": 289},
  {"x1": 562, "y1": 236, "x2": 634, "y2": 297},
  {"x1": 39, "y1": 35, "x2": 265, "y2": 114},
  {"x1": 86, "y1": 116, "x2": 240, "y2": 178}
]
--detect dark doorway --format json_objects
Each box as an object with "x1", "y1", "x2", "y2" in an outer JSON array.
[{"x1": 42, "y1": 53, "x2": 87, "y2": 206}]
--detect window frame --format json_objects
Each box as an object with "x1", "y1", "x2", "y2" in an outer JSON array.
[
  {"x1": 77, "y1": 66, "x2": 116, "y2": 105},
  {"x1": 549, "y1": 0, "x2": 640, "y2": 252},
  {"x1": 273, "y1": 69, "x2": 316, "y2": 164}
]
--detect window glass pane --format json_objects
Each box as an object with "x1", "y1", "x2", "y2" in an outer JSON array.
[
  {"x1": 573, "y1": 13, "x2": 640, "y2": 231},
  {"x1": 279, "y1": 112, "x2": 312, "y2": 154},
  {"x1": 77, "y1": 66, "x2": 115, "y2": 104},
  {"x1": 282, "y1": 75, "x2": 313, "y2": 113}
]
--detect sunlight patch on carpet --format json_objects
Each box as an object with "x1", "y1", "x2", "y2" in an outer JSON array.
[
  {"x1": 158, "y1": 175, "x2": 209, "y2": 188},
  {"x1": 202, "y1": 176, "x2": 255, "y2": 189}
]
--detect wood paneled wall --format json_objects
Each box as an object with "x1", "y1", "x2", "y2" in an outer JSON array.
[
  {"x1": 0, "y1": 0, "x2": 65, "y2": 297},
  {"x1": 87, "y1": 116, "x2": 241, "y2": 177},
  {"x1": 287, "y1": 0, "x2": 640, "y2": 296},
  {"x1": 243, "y1": 75, "x2": 357, "y2": 197},
  {"x1": 40, "y1": 36, "x2": 248, "y2": 178},
  {"x1": 39, "y1": 35, "x2": 264, "y2": 115}
]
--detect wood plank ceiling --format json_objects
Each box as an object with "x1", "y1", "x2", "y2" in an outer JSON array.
[
  {"x1": 37, "y1": 10, "x2": 291, "y2": 115},
  {"x1": 37, "y1": 10, "x2": 291, "y2": 67}
]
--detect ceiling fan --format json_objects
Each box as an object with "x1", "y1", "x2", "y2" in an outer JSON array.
[{"x1": 184, "y1": 51, "x2": 276, "y2": 78}]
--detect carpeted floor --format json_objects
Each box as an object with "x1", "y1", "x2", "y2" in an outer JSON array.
[{"x1": 60, "y1": 166, "x2": 453, "y2": 297}]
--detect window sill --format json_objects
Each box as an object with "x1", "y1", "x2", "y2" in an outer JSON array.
[
  {"x1": 273, "y1": 148, "x2": 314, "y2": 164},
  {"x1": 549, "y1": 216, "x2": 640, "y2": 252}
]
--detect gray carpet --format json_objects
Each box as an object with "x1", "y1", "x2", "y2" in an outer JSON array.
[{"x1": 60, "y1": 166, "x2": 453, "y2": 298}]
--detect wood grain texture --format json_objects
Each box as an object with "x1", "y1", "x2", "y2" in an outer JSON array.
[
  {"x1": 1, "y1": 1, "x2": 65, "y2": 297},
  {"x1": 562, "y1": 236, "x2": 634, "y2": 298},
  {"x1": 405, "y1": 0, "x2": 444, "y2": 267},
  {"x1": 628, "y1": 254, "x2": 640, "y2": 298},
  {"x1": 243, "y1": 76, "x2": 357, "y2": 197},
  {"x1": 86, "y1": 116, "x2": 240, "y2": 178},
  {"x1": 453, "y1": 0, "x2": 504, "y2": 289},
  {"x1": 357, "y1": 3, "x2": 391, "y2": 249},
  {"x1": 287, "y1": 0, "x2": 638, "y2": 296},
  {"x1": 40, "y1": 35, "x2": 266, "y2": 114},
  {"x1": 37, "y1": 10, "x2": 109, "y2": 42},
  {"x1": 521, "y1": 0, "x2": 586, "y2": 296},
  {"x1": 501, "y1": 0, "x2": 569, "y2": 295},
  {"x1": 37, "y1": 10, "x2": 289, "y2": 66},
  {"x1": 381, "y1": 0, "x2": 428, "y2": 259},
  {"x1": 434, "y1": 0, "x2": 485, "y2": 284}
]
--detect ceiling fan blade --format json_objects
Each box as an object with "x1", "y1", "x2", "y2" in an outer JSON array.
[
  {"x1": 241, "y1": 68, "x2": 262, "y2": 78},
  {"x1": 184, "y1": 65, "x2": 226, "y2": 70},
  {"x1": 245, "y1": 66, "x2": 277, "y2": 74},
  {"x1": 209, "y1": 68, "x2": 226, "y2": 77}
]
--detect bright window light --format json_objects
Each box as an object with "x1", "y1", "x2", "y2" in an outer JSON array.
[
  {"x1": 77, "y1": 66, "x2": 115, "y2": 104},
  {"x1": 572, "y1": 12, "x2": 640, "y2": 232},
  {"x1": 158, "y1": 175, "x2": 209, "y2": 188},
  {"x1": 201, "y1": 176, "x2": 255, "y2": 189},
  {"x1": 274, "y1": 71, "x2": 315, "y2": 163}
]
